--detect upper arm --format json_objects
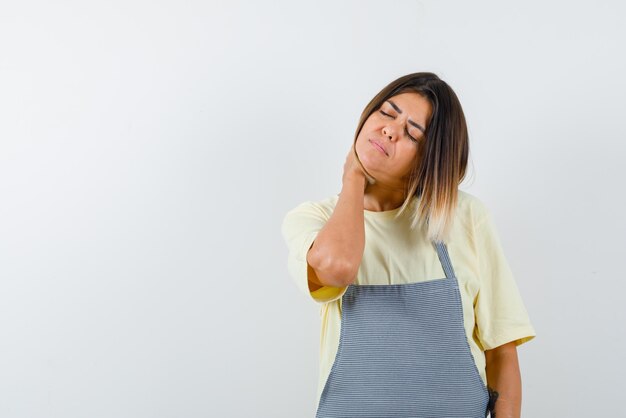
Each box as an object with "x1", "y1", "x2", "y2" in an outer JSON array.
[
  {"x1": 306, "y1": 242, "x2": 324, "y2": 292},
  {"x1": 485, "y1": 341, "x2": 517, "y2": 362},
  {"x1": 473, "y1": 204, "x2": 537, "y2": 350},
  {"x1": 307, "y1": 263, "x2": 324, "y2": 292}
]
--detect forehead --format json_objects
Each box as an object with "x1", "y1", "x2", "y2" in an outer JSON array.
[{"x1": 384, "y1": 92, "x2": 432, "y2": 123}]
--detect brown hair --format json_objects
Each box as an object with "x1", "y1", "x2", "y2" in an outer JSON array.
[{"x1": 353, "y1": 72, "x2": 469, "y2": 243}]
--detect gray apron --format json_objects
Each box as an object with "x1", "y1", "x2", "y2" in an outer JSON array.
[{"x1": 315, "y1": 241, "x2": 491, "y2": 418}]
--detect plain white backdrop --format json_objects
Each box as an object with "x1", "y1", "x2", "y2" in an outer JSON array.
[{"x1": 1, "y1": 1, "x2": 625, "y2": 417}]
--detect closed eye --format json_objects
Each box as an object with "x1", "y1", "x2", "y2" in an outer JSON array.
[{"x1": 379, "y1": 110, "x2": 419, "y2": 143}]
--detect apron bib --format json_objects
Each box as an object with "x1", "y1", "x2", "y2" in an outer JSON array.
[{"x1": 315, "y1": 241, "x2": 490, "y2": 418}]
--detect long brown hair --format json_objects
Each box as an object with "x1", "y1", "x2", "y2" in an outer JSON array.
[{"x1": 353, "y1": 72, "x2": 469, "y2": 243}]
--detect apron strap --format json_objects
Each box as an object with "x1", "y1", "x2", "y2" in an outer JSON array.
[{"x1": 432, "y1": 241, "x2": 456, "y2": 279}]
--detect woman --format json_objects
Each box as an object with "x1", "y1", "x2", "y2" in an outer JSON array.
[{"x1": 281, "y1": 72, "x2": 536, "y2": 418}]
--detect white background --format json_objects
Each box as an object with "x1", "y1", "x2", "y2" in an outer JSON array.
[{"x1": 1, "y1": 1, "x2": 625, "y2": 417}]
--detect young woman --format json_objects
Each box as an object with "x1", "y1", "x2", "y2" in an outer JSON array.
[{"x1": 281, "y1": 72, "x2": 536, "y2": 418}]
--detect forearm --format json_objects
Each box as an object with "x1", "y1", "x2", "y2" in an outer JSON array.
[
  {"x1": 484, "y1": 342, "x2": 522, "y2": 418},
  {"x1": 307, "y1": 174, "x2": 366, "y2": 286}
]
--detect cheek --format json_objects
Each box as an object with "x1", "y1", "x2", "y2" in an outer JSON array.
[
  {"x1": 355, "y1": 127, "x2": 375, "y2": 150},
  {"x1": 397, "y1": 146, "x2": 419, "y2": 172},
  {"x1": 401, "y1": 144, "x2": 419, "y2": 161},
  {"x1": 359, "y1": 119, "x2": 380, "y2": 137}
]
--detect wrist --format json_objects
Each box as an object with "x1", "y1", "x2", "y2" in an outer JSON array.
[{"x1": 343, "y1": 171, "x2": 367, "y2": 189}]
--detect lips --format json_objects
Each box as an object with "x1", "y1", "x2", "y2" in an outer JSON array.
[{"x1": 369, "y1": 139, "x2": 388, "y2": 156}]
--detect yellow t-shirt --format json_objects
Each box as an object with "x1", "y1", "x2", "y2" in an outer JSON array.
[{"x1": 281, "y1": 190, "x2": 536, "y2": 407}]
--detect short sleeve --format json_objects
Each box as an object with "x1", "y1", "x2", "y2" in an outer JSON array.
[
  {"x1": 280, "y1": 201, "x2": 348, "y2": 304},
  {"x1": 473, "y1": 206, "x2": 537, "y2": 350}
]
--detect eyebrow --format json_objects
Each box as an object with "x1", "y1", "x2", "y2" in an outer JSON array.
[{"x1": 386, "y1": 100, "x2": 426, "y2": 133}]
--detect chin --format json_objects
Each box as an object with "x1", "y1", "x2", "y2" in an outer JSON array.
[{"x1": 356, "y1": 144, "x2": 382, "y2": 169}]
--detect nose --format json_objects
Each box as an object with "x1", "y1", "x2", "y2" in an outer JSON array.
[{"x1": 382, "y1": 125, "x2": 396, "y2": 141}]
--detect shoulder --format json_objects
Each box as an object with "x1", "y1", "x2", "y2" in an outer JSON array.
[
  {"x1": 456, "y1": 189, "x2": 492, "y2": 226},
  {"x1": 282, "y1": 194, "x2": 339, "y2": 228},
  {"x1": 285, "y1": 194, "x2": 338, "y2": 216}
]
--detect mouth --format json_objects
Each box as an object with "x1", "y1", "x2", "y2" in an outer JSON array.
[{"x1": 369, "y1": 139, "x2": 388, "y2": 156}]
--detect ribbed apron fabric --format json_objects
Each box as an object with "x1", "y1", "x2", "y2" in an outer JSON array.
[{"x1": 315, "y1": 241, "x2": 490, "y2": 418}]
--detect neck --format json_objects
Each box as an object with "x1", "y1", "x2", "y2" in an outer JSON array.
[{"x1": 363, "y1": 182, "x2": 408, "y2": 211}]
